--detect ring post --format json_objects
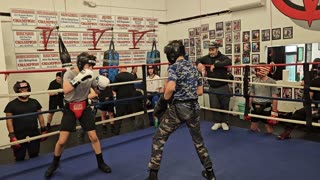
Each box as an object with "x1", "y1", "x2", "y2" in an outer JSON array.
[
  {"x1": 243, "y1": 65, "x2": 250, "y2": 118},
  {"x1": 142, "y1": 65, "x2": 148, "y2": 114},
  {"x1": 303, "y1": 62, "x2": 312, "y2": 127}
]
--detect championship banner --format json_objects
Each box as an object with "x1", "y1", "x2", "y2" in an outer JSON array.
[
  {"x1": 145, "y1": 33, "x2": 158, "y2": 44},
  {"x1": 81, "y1": 32, "x2": 93, "y2": 47},
  {"x1": 80, "y1": 13, "x2": 98, "y2": 28},
  {"x1": 16, "y1": 54, "x2": 40, "y2": 70},
  {"x1": 145, "y1": 18, "x2": 158, "y2": 30},
  {"x1": 116, "y1": 16, "x2": 131, "y2": 30},
  {"x1": 118, "y1": 50, "x2": 133, "y2": 64},
  {"x1": 61, "y1": 32, "x2": 81, "y2": 47},
  {"x1": 132, "y1": 50, "x2": 146, "y2": 64},
  {"x1": 11, "y1": 9, "x2": 36, "y2": 26},
  {"x1": 13, "y1": 31, "x2": 38, "y2": 48},
  {"x1": 39, "y1": 31, "x2": 58, "y2": 47},
  {"x1": 36, "y1": 10, "x2": 58, "y2": 27},
  {"x1": 131, "y1": 17, "x2": 146, "y2": 30},
  {"x1": 59, "y1": 12, "x2": 80, "y2": 28},
  {"x1": 40, "y1": 53, "x2": 61, "y2": 68},
  {"x1": 100, "y1": 32, "x2": 114, "y2": 47},
  {"x1": 98, "y1": 15, "x2": 115, "y2": 28},
  {"x1": 116, "y1": 33, "x2": 132, "y2": 46},
  {"x1": 70, "y1": 52, "x2": 80, "y2": 65}
]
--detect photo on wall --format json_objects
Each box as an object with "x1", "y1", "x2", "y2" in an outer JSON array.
[
  {"x1": 252, "y1": 42, "x2": 260, "y2": 52},
  {"x1": 252, "y1": 54, "x2": 260, "y2": 64},
  {"x1": 234, "y1": 55, "x2": 241, "y2": 64},
  {"x1": 242, "y1": 53, "x2": 250, "y2": 64},
  {"x1": 234, "y1": 68, "x2": 241, "y2": 75},
  {"x1": 294, "y1": 88, "x2": 303, "y2": 99},
  {"x1": 234, "y1": 43, "x2": 241, "y2": 54},
  {"x1": 184, "y1": 39, "x2": 190, "y2": 47},
  {"x1": 262, "y1": 29, "x2": 270, "y2": 41},
  {"x1": 216, "y1": 39, "x2": 224, "y2": 47},
  {"x1": 195, "y1": 27, "x2": 201, "y2": 36},
  {"x1": 190, "y1": 47, "x2": 195, "y2": 56},
  {"x1": 282, "y1": 87, "x2": 292, "y2": 98},
  {"x1": 233, "y1": 31, "x2": 241, "y2": 43},
  {"x1": 203, "y1": 40, "x2": 210, "y2": 49},
  {"x1": 201, "y1": 32, "x2": 209, "y2": 40},
  {"x1": 209, "y1": 30, "x2": 215, "y2": 39},
  {"x1": 233, "y1": 20, "x2": 241, "y2": 31},
  {"x1": 251, "y1": 30, "x2": 260, "y2": 42},
  {"x1": 277, "y1": 88, "x2": 282, "y2": 98},
  {"x1": 283, "y1": 26, "x2": 293, "y2": 39},
  {"x1": 216, "y1": 30, "x2": 224, "y2": 38},
  {"x1": 225, "y1": 21, "x2": 232, "y2": 32},
  {"x1": 242, "y1": 31, "x2": 250, "y2": 42},
  {"x1": 190, "y1": 38, "x2": 195, "y2": 46},
  {"x1": 225, "y1": 32, "x2": 232, "y2": 43},
  {"x1": 216, "y1": 22, "x2": 224, "y2": 31},
  {"x1": 272, "y1": 28, "x2": 281, "y2": 40},
  {"x1": 243, "y1": 42, "x2": 250, "y2": 53},
  {"x1": 189, "y1": 28, "x2": 195, "y2": 38},
  {"x1": 201, "y1": 24, "x2": 209, "y2": 33},
  {"x1": 225, "y1": 44, "x2": 232, "y2": 54}
]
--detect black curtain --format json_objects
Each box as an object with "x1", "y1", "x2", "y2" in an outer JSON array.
[{"x1": 267, "y1": 46, "x2": 285, "y2": 80}]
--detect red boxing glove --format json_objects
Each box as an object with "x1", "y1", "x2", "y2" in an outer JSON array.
[
  {"x1": 267, "y1": 110, "x2": 279, "y2": 125},
  {"x1": 40, "y1": 127, "x2": 48, "y2": 141},
  {"x1": 244, "y1": 115, "x2": 251, "y2": 121},
  {"x1": 9, "y1": 133, "x2": 21, "y2": 150}
]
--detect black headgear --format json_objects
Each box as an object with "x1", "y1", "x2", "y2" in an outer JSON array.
[
  {"x1": 164, "y1": 40, "x2": 186, "y2": 64},
  {"x1": 13, "y1": 80, "x2": 31, "y2": 93},
  {"x1": 77, "y1": 52, "x2": 96, "y2": 71}
]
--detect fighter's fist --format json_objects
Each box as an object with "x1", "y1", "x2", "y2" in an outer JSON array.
[
  {"x1": 92, "y1": 75, "x2": 110, "y2": 91},
  {"x1": 267, "y1": 110, "x2": 279, "y2": 125},
  {"x1": 70, "y1": 69, "x2": 94, "y2": 88}
]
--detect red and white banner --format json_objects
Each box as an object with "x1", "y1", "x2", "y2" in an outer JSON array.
[
  {"x1": 36, "y1": 10, "x2": 58, "y2": 27},
  {"x1": 38, "y1": 31, "x2": 58, "y2": 47},
  {"x1": 116, "y1": 16, "x2": 131, "y2": 30},
  {"x1": 70, "y1": 52, "x2": 80, "y2": 65},
  {"x1": 11, "y1": 9, "x2": 36, "y2": 26},
  {"x1": 145, "y1": 18, "x2": 158, "y2": 30},
  {"x1": 98, "y1": 15, "x2": 115, "y2": 28},
  {"x1": 80, "y1": 14, "x2": 98, "y2": 28},
  {"x1": 116, "y1": 33, "x2": 131, "y2": 46},
  {"x1": 41, "y1": 53, "x2": 61, "y2": 68},
  {"x1": 81, "y1": 32, "x2": 94, "y2": 47},
  {"x1": 100, "y1": 32, "x2": 114, "y2": 47},
  {"x1": 145, "y1": 33, "x2": 158, "y2": 44},
  {"x1": 60, "y1": 32, "x2": 81, "y2": 47},
  {"x1": 132, "y1": 50, "x2": 146, "y2": 64},
  {"x1": 14, "y1": 31, "x2": 38, "y2": 48},
  {"x1": 59, "y1": 12, "x2": 80, "y2": 28},
  {"x1": 16, "y1": 54, "x2": 41, "y2": 70},
  {"x1": 119, "y1": 51, "x2": 133, "y2": 64},
  {"x1": 131, "y1": 17, "x2": 145, "y2": 30}
]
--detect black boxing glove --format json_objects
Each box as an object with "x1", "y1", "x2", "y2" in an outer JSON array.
[{"x1": 153, "y1": 95, "x2": 168, "y2": 118}]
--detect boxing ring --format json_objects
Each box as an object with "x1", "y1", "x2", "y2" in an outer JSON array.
[{"x1": 0, "y1": 63, "x2": 320, "y2": 180}]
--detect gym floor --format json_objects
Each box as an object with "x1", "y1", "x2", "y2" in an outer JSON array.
[{"x1": 0, "y1": 111, "x2": 319, "y2": 165}]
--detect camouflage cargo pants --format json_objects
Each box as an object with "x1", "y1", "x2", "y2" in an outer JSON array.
[{"x1": 148, "y1": 102, "x2": 213, "y2": 170}]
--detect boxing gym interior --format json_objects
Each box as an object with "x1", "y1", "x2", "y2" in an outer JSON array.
[{"x1": 0, "y1": 0, "x2": 320, "y2": 179}]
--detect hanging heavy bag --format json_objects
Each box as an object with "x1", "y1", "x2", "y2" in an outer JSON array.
[
  {"x1": 103, "y1": 38, "x2": 119, "y2": 82},
  {"x1": 58, "y1": 34, "x2": 72, "y2": 68},
  {"x1": 146, "y1": 39, "x2": 161, "y2": 75}
]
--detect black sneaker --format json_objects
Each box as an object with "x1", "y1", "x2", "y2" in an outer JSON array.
[
  {"x1": 45, "y1": 163, "x2": 59, "y2": 178},
  {"x1": 202, "y1": 170, "x2": 216, "y2": 180},
  {"x1": 98, "y1": 162, "x2": 112, "y2": 173}
]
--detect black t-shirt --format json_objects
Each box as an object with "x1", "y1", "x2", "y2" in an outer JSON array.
[
  {"x1": 98, "y1": 86, "x2": 113, "y2": 101},
  {"x1": 4, "y1": 98, "x2": 42, "y2": 139},
  {"x1": 113, "y1": 72, "x2": 136, "y2": 99},
  {"x1": 311, "y1": 77, "x2": 320, "y2": 101},
  {"x1": 48, "y1": 79, "x2": 64, "y2": 104}
]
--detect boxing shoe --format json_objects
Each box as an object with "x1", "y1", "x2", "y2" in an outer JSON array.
[
  {"x1": 44, "y1": 163, "x2": 59, "y2": 178},
  {"x1": 277, "y1": 128, "x2": 293, "y2": 140},
  {"x1": 202, "y1": 169, "x2": 216, "y2": 180},
  {"x1": 146, "y1": 169, "x2": 158, "y2": 180},
  {"x1": 98, "y1": 162, "x2": 112, "y2": 173}
]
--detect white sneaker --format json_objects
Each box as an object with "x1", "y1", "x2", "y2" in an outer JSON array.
[
  {"x1": 211, "y1": 123, "x2": 222, "y2": 130},
  {"x1": 221, "y1": 123, "x2": 229, "y2": 131}
]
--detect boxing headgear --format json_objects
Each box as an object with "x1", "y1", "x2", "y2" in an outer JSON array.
[
  {"x1": 77, "y1": 52, "x2": 96, "y2": 71},
  {"x1": 99, "y1": 69, "x2": 108, "y2": 77},
  {"x1": 93, "y1": 75, "x2": 110, "y2": 91},
  {"x1": 255, "y1": 63, "x2": 271, "y2": 78},
  {"x1": 164, "y1": 40, "x2": 186, "y2": 64},
  {"x1": 13, "y1": 80, "x2": 31, "y2": 99}
]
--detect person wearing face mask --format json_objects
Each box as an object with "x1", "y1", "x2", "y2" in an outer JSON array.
[
  {"x1": 196, "y1": 42, "x2": 232, "y2": 131},
  {"x1": 4, "y1": 80, "x2": 46, "y2": 161}
]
